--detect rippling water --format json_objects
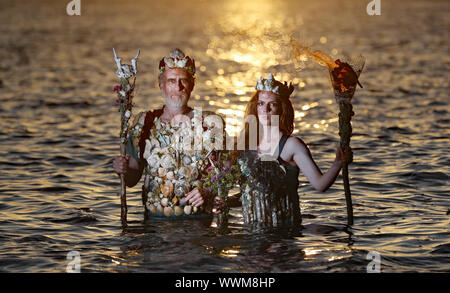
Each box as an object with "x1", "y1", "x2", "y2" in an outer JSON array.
[{"x1": 0, "y1": 0, "x2": 449, "y2": 272}]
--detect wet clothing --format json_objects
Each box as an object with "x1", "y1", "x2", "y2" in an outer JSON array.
[{"x1": 238, "y1": 135, "x2": 301, "y2": 227}]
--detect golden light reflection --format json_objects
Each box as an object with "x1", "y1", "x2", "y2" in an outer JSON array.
[
  {"x1": 303, "y1": 248, "x2": 322, "y2": 257},
  {"x1": 295, "y1": 111, "x2": 305, "y2": 118},
  {"x1": 220, "y1": 249, "x2": 240, "y2": 258}
]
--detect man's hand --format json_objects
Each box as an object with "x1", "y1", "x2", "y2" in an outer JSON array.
[
  {"x1": 113, "y1": 155, "x2": 130, "y2": 175},
  {"x1": 184, "y1": 188, "x2": 206, "y2": 207}
]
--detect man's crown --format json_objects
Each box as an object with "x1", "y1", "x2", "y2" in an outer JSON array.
[
  {"x1": 159, "y1": 48, "x2": 196, "y2": 77},
  {"x1": 255, "y1": 74, "x2": 294, "y2": 97}
]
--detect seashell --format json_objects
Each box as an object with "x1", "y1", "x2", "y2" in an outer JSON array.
[
  {"x1": 174, "y1": 180, "x2": 191, "y2": 198},
  {"x1": 184, "y1": 149, "x2": 195, "y2": 157},
  {"x1": 161, "y1": 180, "x2": 174, "y2": 197},
  {"x1": 172, "y1": 197, "x2": 179, "y2": 205},
  {"x1": 182, "y1": 155, "x2": 192, "y2": 165},
  {"x1": 166, "y1": 171, "x2": 175, "y2": 180},
  {"x1": 147, "y1": 203, "x2": 157, "y2": 214},
  {"x1": 193, "y1": 206, "x2": 198, "y2": 214},
  {"x1": 161, "y1": 197, "x2": 169, "y2": 207},
  {"x1": 158, "y1": 167, "x2": 167, "y2": 178},
  {"x1": 150, "y1": 168, "x2": 158, "y2": 177},
  {"x1": 157, "y1": 204, "x2": 164, "y2": 214},
  {"x1": 143, "y1": 139, "x2": 152, "y2": 160},
  {"x1": 164, "y1": 207, "x2": 173, "y2": 217},
  {"x1": 184, "y1": 205, "x2": 192, "y2": 215},
  {"x1": 147, "y1": 180, "x2": 160, "y2": 197},
  {"x1": 192, "y1": 180, "x2": 201, "y2": 189},
  {"x1": 190, "y1": 166, "x2": 199, "y2": 180},
  {"x1": 152, "y1": 147, "x2": 162, "y2": 155},
  {"x1": 178, "y1": 166, "x2": 190, "y2": 179},
  {"x1": 147, "y1": 153, "x2": 161, "y2": 168},
  {"x1": 174, "y1": 206, "x2": 184, "y2": 216},
  {"x1": 161, "y1": 154, "x2": 176, "y2": 169},
  {"x1": 150, "y1": 137, "x2": 160, "y2": 149}
]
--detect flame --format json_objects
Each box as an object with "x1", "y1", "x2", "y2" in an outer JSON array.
[
  {"x1": 290, "y1": 37, "x2": 337, "y2": 69},
  {"x1": 290, "y1": 37, "x2": 363, "y2": 91}
]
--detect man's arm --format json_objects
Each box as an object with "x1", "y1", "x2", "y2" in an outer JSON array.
[{"x1": 125, "y1": 156, "x2": 144, "y2": 187}]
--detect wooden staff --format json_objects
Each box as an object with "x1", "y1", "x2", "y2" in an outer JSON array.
[{"x1": 113, "y1": 48, "x2": 140, "y2": 228}]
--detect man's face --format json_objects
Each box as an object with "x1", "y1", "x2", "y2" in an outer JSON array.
[{"x1": 159, "y1": 68, "x2": 194, "y2": 109}]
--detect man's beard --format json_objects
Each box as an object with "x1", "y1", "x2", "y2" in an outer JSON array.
[{"x1": 163, "y1": 93, "x2": 188, "y2": 109}]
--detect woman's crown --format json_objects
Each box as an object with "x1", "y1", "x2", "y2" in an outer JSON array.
[{"x1": 255, "y1": 74, "x2": 294, "y2": 97}]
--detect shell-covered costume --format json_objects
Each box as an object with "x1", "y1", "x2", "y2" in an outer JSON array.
[
  {"x1": 238, "y1": 135, "x2": 301, "y2": 227},
  {"x1": 126, "y1": 107, "x2": 224, "y2": 219}
]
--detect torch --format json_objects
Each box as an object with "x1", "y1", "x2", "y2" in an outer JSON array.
[
  {"x1": 329, "y1": 58, "x2": 365, "y2": 226},
  {"x1": 290, "y1": 38, "x2": 364, "y2": 225},
  {"x1": 112, "y1": 48, "x2": 140, "y2": 228}
]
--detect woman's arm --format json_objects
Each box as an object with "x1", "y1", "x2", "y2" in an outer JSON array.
[{"x1": 286, "y1": 137, "x2": 350, "y2": 192}]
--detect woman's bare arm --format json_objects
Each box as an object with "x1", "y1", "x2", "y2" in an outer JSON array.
[{"x1": 283, "y1": 137, "x2": 347, "y2": 192}]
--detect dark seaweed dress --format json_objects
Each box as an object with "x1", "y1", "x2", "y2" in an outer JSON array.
[{"x1": 238, "y1": 135, "x2": 302, "y2": 227}]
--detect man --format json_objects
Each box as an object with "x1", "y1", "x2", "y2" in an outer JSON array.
[{"x1": 113, "y1": 48, "x2": 224, "y2": 218}]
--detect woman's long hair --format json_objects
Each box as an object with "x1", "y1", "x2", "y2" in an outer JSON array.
[{"x1": 240, "y1": 91, "x2": 295, "y2": 150}]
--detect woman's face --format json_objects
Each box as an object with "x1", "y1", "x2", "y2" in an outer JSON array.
[{"x1": 257, "y1": 91, "x2": 282, "y2": 125}]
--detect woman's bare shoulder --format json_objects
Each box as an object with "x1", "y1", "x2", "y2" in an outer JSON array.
[{"x1": 285, "y1": 136, "x2": 310, "y2": 155}]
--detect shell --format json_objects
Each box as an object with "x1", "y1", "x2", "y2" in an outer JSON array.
[
  {"x1": 160, "y1": 197, "x2": 169, "y2": 207},
  {"x1": 190, "y1": 166, "x2": 199, "y2": 180},
  {"x1": 164, "y1": 207, "x2": 173, "y2": 217},
  {"x1": 158, "y1": 167, "x2": 167, "y2": 178},
  {"x1": 147, "y1": 203, "x2": 157, "y2": 214},
  {"x1": 174, "y1": 180, "x2": 190, "y2": 198},
  {"x1": 178, "y1": 166, "x2": 190, "y2": 179},
  {"x1": 184, "y1": 205, "x2": 192, "y2": 215},
  {"x1": 161, "y1": 154, "x2": 176, "y2": 169},
  {"x1": 157, "y1": 204, "x2": 164, "y2": 214},
  {"x1": 147, "y1": 153, "x2": 161, "y2": 168},
  {"x1": 150, "y1": 137, "x2": 160, "y2": 149},
  {"x1": 161, "y1": 180, "x2": 174, "y2": 197},
  {"x1": 166, "y1": 171, "x2": 175, "y2": 180},
  {"x1": 172, "y1": 197, "x2": 179, "y2": 205},
  {"x1": 174, "y1": 206, "x2": 184, "y2": 216},
  {"x1": 150, "y1": 168, "x2": 158, "y2": 177},
  {"x1": 182, "y1": 155, "x2": 192, "y2": 165},
  {"x1": 143, "y1": 139, "x2": 153, "y2": 160},
  {"x1": 193, "y1": 206, "x2": 198, "y2": 214}
]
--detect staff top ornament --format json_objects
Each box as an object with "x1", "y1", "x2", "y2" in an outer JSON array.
[
  {"x1": 256, "y1": 74, "x2": 294, "y2": 98},
  {"x1": 113, "y1": 48, "x2": 141, "y2": 79}
]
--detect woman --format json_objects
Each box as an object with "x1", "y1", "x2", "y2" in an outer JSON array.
[{"x1": 216, "y1": 73, "x2": 353, "y2": 228}]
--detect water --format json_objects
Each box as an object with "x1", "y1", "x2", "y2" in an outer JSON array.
[{"x1": 0, "y1": 0, "x2": 449, "y2": 272}]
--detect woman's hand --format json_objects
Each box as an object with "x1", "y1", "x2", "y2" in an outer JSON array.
[
  {"x1": 335, "y1": 146, "x2": 353, "y2": 164},
  {"x1": 213, "y1": 196, "x2": 224, "y2": 214}
]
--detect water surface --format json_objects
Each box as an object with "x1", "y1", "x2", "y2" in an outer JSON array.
[{"x1": 0, "y1": 0, "x2": 449, "y2": 272}]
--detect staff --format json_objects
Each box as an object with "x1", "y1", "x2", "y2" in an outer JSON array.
[
  {"x1": 329, "y1": 59, "x2": 364, "y2": 225},
  {"x1": 112, "y1": 48, "x2": 140, "y2": 228},
  {"x1": 290, "y1": 37, "x2": 364, "y2": 225}
]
